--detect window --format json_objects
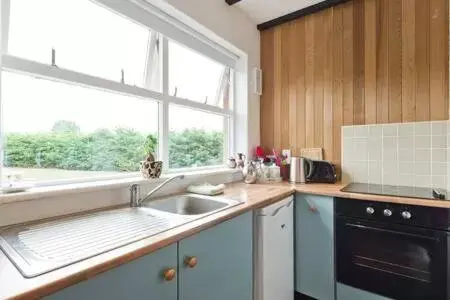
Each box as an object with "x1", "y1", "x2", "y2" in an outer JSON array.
[
  {"x1": 8, "y1": 0, "x2": 159, "y2": 90},
  {"x1": 169, "y1": 105, "x2": 227, "y2": 169},
  {"x1": 168, "y1": 40, "x2": 232, "y2": 108},
  {"x1": 0, "y1": 0, "x2": 236, "y2": 186},
  {"x1": 2, "y1": 72, "x2": 158, "y2": 183}
]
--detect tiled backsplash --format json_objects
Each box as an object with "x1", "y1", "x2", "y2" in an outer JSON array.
[{"x1": 342, "y1": 121, "x2": 449, "y2": 189}]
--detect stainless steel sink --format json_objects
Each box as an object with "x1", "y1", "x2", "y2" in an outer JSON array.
[
  {"x1": 0, "y1": 194, "x2": 242, "y2": 278},
  {"x1": 143, "y1": 194, "x2": 240, "y2": 216}
]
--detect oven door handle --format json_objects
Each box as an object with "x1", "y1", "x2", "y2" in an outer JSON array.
[{"x1": 345, "y1": 223, "x2": 441, "y2": 242}]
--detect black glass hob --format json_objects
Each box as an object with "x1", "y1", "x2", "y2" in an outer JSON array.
[{"x1": 341, "y1": 182, "x2": 447, "y2": 200}]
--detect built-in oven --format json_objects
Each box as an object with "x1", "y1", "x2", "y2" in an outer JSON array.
[{"x1": 335, "y1": 197, "x2": 450, "y2": 300}]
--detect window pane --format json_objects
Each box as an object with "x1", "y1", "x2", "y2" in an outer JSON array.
[
  {"x1": 168, "y1": 105, "x2": 226, "y2": 169},
  {"x1": 168, "y1": 40, "x2": 231, "y2": 108},
  {"x1": 8, "y1": 0, "x2": 160, "y2": 90},
  {"x1": 2, "y1": 72, "x2": 159, "y2": 184}
]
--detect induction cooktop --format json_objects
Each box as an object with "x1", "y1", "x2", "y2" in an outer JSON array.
[{"x1": 341, "y1": 183, "x2": 447, "y2": 200}]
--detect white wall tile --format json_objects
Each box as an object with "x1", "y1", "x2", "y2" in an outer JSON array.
[
  {"x1": 398, "y1": 174, "x2": 415, "y2": 187},
  {"x1": 399, "y1": 162, "x2": 414, "y2": 174},
  {"x1": 354, "y1": 126, "x2": 369, "y2": 138},
  {"x1": 398, "y1": 136, "x2": 414, "y2": 149},
  {"x1": 414, "y1": 122, "x2": 431, "y2": 136},
  {"x1": 352, "y1": 162, "x2": 368, "y2": 183},
  {"x1": 368, "y1": 138, "x2": 382, "y2": 161},
  {"x1": 398, "y1": 123, "x2": 414, "y2": 136},
  {"x1": 342, "y1": 121, "x2": 448, "y2": 189},
  {"x1": 432, "y1": 135, "x2": 447, "y2": 149},
  {"x1": 415, "y1": 135, "x2": 431, "y2": 149},
  {"x1": 432, "y1": 163, "x2": 447, "y2": 176},
  {"x1": 353, "y1": 138, "x2": 368, "y2": 161},
  {"x1": 369, "y1": 125, "x2": 382, "y2": 137},
  {"x1": 342, "y1": 126, "x2": 354, "y2": 138},
  {"x1": 414, "y1": 162, "x2": 431, "y2": 175},
  {"x1": 431, "y1": 121, "x2": 447, "y2": 136},
  {"x1": 398, "y1": 149, "x2": 414, "y2": 162},
  {"x1": 432, "y1": 175, "x2": 446, "y2": 189},
  {"x1": 415, "y1": 175, "x2": 431, "y2": 188},
  {"x1": 382, "y1": 124, "x2": 398, "y2": 137},
  {"x1": 432, "y1": 148, "x2": 447, "y2": 162},
  {"x1": 414, "y1": 149, "x2": 431, "y2": 162},
  {"x1": 368, "y1": 162, "x2": 382, "y2": 184}
]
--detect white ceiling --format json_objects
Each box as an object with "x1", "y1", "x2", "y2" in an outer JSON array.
[{"x1": 235, "y1": 0, "x2": 325, "y2": 24}]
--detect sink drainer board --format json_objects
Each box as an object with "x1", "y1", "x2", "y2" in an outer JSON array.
[{"x1": 0, "y1": 208, "x2": 174, "y2": 278}]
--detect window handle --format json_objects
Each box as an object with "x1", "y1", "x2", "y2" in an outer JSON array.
[
  {"x1": 121, "y1": 69, "x2": 125, "y2": 84},
  {"x1": 51, "y1": 48, "x2": 57, "y2": 67}
]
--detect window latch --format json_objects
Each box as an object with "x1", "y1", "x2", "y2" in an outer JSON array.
[
  {"x1": 51, "y1": 48, "x2": 58, "y2": 67},
  {"x1": 121, "y1": 69, "x2": 125, "y2": 84}
]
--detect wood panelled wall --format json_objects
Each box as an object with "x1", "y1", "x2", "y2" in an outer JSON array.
[{"x1": 260, "y1": 0, "x2": 449, "y2": 168}]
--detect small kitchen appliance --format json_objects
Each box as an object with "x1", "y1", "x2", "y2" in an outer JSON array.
[{"x1": 289, "y1": 157, "x2": 337, "y2": 184}]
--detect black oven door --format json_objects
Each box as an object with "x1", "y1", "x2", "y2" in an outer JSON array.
[{"x1": 336, "y1": 217, "x2": 449, "y2": 300}]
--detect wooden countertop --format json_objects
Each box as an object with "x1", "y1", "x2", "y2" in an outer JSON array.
[{"x1": 2, "y1": 181, "x2": 450, "y2": 299}]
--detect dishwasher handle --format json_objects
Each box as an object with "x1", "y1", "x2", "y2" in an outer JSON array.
[{"x1": 257, "y1": 199, "x2": 293, "y2": 217}]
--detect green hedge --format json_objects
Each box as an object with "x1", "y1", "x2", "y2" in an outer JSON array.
[{"x1": 4, "y1": 128, "x2": 223, "y2": 172}]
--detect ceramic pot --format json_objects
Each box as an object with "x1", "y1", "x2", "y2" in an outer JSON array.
[{"x1": 140, "y1": 160, "x2": 163, "y2": 179}]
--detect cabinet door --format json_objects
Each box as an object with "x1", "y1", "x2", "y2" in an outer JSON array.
[
  {"x1": 47, "y1": 244, "x2": 178, "y2": 300},
  {"x1": 295, "y1": 193, "x2": 334, "y2": 300},
  {"x1": 178, "y1": 212, "x2": 253, "y2": 300}
]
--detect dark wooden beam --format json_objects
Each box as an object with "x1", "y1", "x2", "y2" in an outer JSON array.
[
  {"x1": 225, "y1": 0, "x2": 241, "y2": 5},
  {"x1": 257, "y1": 0, "x2": 351, "y2": 31}
]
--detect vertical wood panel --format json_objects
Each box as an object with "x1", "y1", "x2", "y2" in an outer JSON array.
[
  {"x1": 323, "y1": 9, "x2": 334, "y2": 161},
  {"x1": 415, "y1": 0, "x2": 430, "y2": 121},
  {"x1": 295, "y1": 18, "x2": 306, "y2": 156},
  {"x1": 260, "y1": 29, "x2": 274, "y2": 152},
  {"x1": 288, "y1": 22, "x2": 298, "y2": 153},
  {"x1": 305, "y1": 15, "x2": 315, "y2": 147},
  {"x1": 402, "y1": 0, "x2": 416, "y2": 122},
  {"x1": 260, "y1": 0, "x2": 449, "y2": 173},
  {"x1": 280, "y1": 24, "x2": 290, "y2": 149},
  {"x1": 343, "y1": 2, "x2": 354, "y2": 126},
  {"x1": 388, "y1": 0, "x2": 402, "y2": 123},
  {"x1": 314, "y1": 12, "x2": 325, "y2": 147},
  {"x1": 332, "y1": 5, "x2": 344, "y2": 166},
  {"x1": 364, "y1": 0, "x2": 377, "y2": 124},
  {"x1": 388, "y1": 0, "x2": 403, "y2": 123},
  {"x1": 376, "y1": 0, "x2": 390, "y2": 124},
  {"x1": 353, "y1": 0, "x2": 365, "y2": 125},
  {"x1": 273, "y1": 27, "x2": 282, "y2": 149},
  {"x1": 430, "y1": 0, "x2": 449, "y2": 120}
]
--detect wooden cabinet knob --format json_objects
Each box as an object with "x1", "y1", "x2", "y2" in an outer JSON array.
[
  {"x1": 163, "y1": 268, "x2": 176, "y2": 281},
  {"x1": 184, "y1": 256, "x2": 198, "y2": 268}
]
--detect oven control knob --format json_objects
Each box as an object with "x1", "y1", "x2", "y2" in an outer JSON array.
[
  {"x1": 401, "y1": 211, "x2": 412, "y2": 219},
  {"x1": 366, "y1": 207, "x2": 375, "y2": 215},
  {"x1": 383, "y1": 209, "x2": 392, "y2": 217}
]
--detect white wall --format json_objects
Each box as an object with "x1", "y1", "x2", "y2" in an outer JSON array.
[{"x1": 150, "y1": 0, "x2": 261, "y2": 156}]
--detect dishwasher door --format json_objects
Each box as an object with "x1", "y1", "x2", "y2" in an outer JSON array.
[{"x1": 254, "y1": 196, "x2": 294, "y2": 300}]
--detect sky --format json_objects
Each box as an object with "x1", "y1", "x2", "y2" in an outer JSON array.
[{"x1": 2, "y1": 0, "x2": 226, "y2": 134}]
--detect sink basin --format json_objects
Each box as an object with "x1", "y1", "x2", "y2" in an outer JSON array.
[
  {"x1": 143, "y1": 194, "x2": 241, "y2": 216},
  {"x1": 0, "y1": 194, "x2": 242, "y2": 278}
]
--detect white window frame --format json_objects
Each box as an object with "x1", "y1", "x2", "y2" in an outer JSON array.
[{"x1": 0, "y1": 0, "x2": 236, "y2": 186}]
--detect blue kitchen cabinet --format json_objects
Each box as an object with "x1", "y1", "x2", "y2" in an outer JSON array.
[
  {"x1": 178, "y1": 212, "x2": 253, "y2": 300},
  {"x1": 337, "y1": 283, "x2": 392, "y2": 300},
  {"x1": 295, "y1": 193, "x2": 334, "y2": 300},
  {"x1": 46, "y1": 243, "x2": 178, "y2": 300}
]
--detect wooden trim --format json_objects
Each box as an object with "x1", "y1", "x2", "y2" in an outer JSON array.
[
  {"x1": 225, "y1": 0, "x2": 241, "y2": 5},
  {"x1": 257, "y1": 0, "x2": 351, "y2": 31}
]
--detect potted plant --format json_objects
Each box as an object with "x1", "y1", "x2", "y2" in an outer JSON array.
[{"x1": 140, "y1": 135, "x2": 162, "y2": 179}]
